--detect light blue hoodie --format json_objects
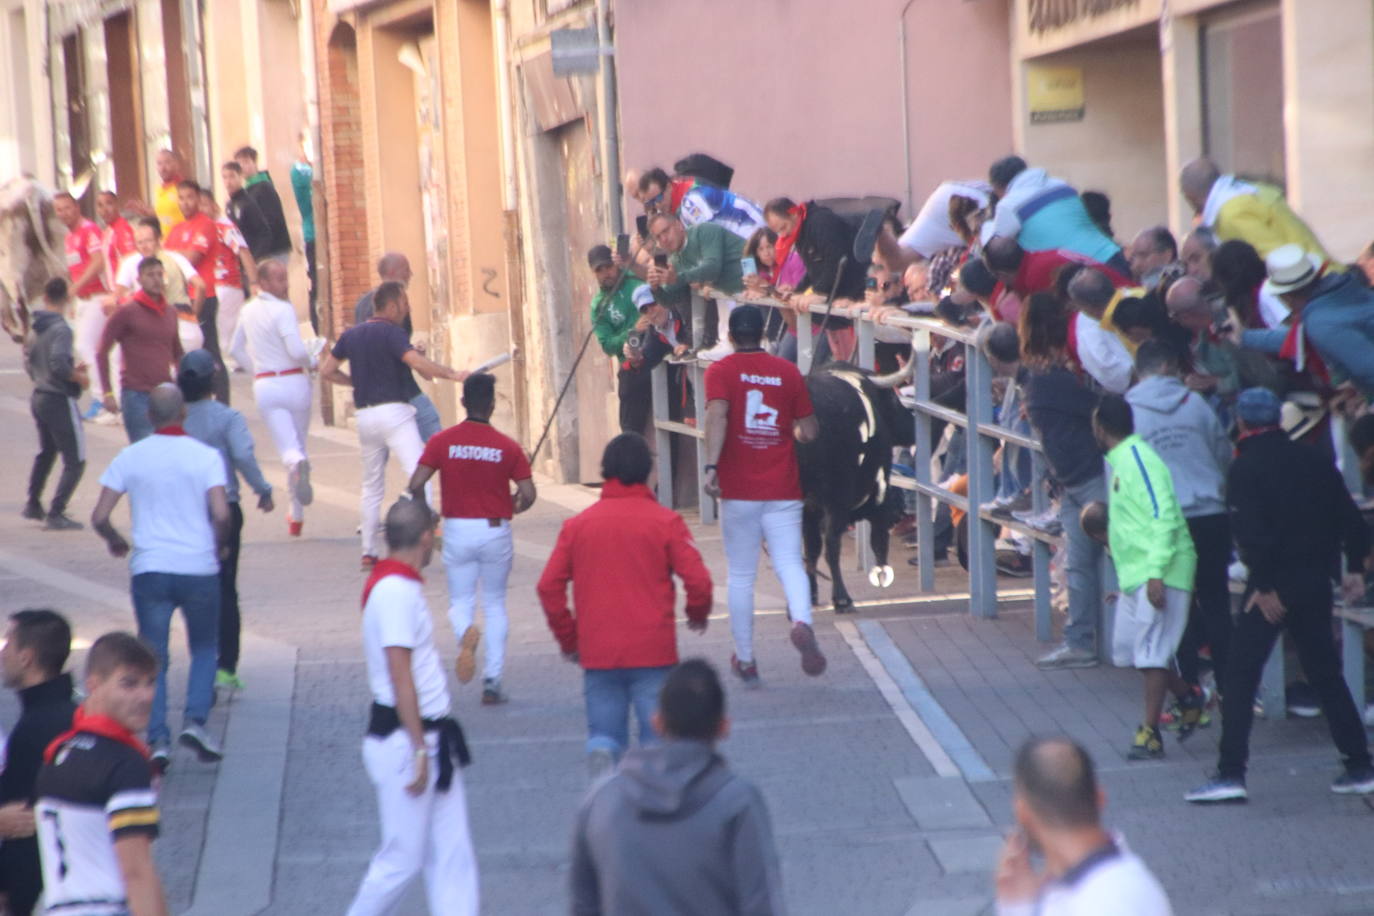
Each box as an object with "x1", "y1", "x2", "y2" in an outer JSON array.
[{"x1": 1125, "y1": 374, "x2": 1231, "y2": 518}]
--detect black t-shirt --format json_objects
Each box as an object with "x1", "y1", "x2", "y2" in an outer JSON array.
[
  {"x1": 35, "y1": 733, "x2": 159, "y2": 916},
  {"x1": 332, "y1": 319, "x2": 419, "y2": 408}
]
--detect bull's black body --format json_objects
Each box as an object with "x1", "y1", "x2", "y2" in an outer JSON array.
[{"x1": 798, "y1": 363, "x2": 916, "y2": 612}]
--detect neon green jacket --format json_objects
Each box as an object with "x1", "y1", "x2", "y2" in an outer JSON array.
[{"x1": 1105, "y1": 434, "x2": 1197, "y2": 593}]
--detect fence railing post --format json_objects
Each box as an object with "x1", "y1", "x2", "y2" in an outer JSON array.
[
  {"x1": 651, "y1": 362, "x2": 672, "y2": 508},
  {"x1": 913, "y1": 327, "x2": 935, "y2": 592},
  {"x1": 966, "y1": 345, "x2": 998, "y2": 618},
  {"x1": 797, "y1": 310, "x2": 813, "y2": 374},
  {"x1": 692, "y1": 292, "x2": 716, "y2": 525},
  {"x1": 854, "y1": 314, "x2": 877, "y2": 573}
]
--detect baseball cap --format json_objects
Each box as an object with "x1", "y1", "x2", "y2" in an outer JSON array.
[
  {"x1": 728, "y1": 304, "x2": 765, "y2": 336},
  {"x1": 1235, "y1": 387, "x2": 1281, "y2": 427},
  {"x1": 632, "y1": 285, "x2": 656, "y2": 311},
  {"x1": 179, "y1": 349, "x2": 217, "y2": 380},
  {"x1": 587, "y1": 245, "x2": 614, "y2": 269}
]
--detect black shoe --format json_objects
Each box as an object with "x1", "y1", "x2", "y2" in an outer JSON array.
[
  {"x1": 1286, "y1": 682, "x2": 1321, "y2": 718},
  {"x1": 150, "y1": 742, "x2": 171, "y2": 774},
  {"x1": 21, "y1": 501, "x2": 44, "y2": 521},
  {"x1": 1331, "y1": 766, "x2": 1374, "y2": 795},
  {"x1": 44, "y1": 513, "x2": 83, "y2": 531}
]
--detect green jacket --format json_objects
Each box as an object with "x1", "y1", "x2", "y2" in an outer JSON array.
[
  {"x1": 592, "y1": 278, "x2": 642, "y2": 358},
  {"x1": 1105, "y1": 434, "x2": 1197, "y2": 593},
  {"x1": 662, "y1": 222, "x2": 744, "y2": 300}
]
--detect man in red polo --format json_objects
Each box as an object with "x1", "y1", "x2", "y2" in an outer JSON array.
[
  {"x1": 409, "y1": 373, "x2": 535, "y2": 706},
  {"x1": 166, "y1": 180, "x2": 230, "y2": 403},
  {"x1": 96, "y1": 258, "x2": 183, "y2": 442},
  {"x1": 97, "y1": 191, "x2": 136, "y2": 291},
  {"x1": 54, "y1": 192, "x2": 106, "y2": 409}
]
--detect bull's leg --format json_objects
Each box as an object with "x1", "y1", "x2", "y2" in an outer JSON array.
[
  {"x1": 826, "y1": 514, "x2": 855, "y2": 614},
  {"x1": 803, "y1": 505, "x2": 823, "y2": 607}
]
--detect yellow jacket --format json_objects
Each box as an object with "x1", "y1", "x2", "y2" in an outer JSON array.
[
  {"x1": 1101, "y1": 286, "x2": 1147, "y2": 355},
  {"x1": 154, "y1": 181, "x2": 184, "y2": 237},
  {"x1": 1213, "y1": 183, "x2": 1331, "y2": 261}
]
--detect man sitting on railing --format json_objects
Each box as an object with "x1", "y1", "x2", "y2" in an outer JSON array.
[{"x1": 644, "y1": 212, "x2": 744, "y2": 362}]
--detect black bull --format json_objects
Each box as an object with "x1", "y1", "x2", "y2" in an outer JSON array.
[{"x1": 798, "y1": 362, "x2": 916, "y2": 613}]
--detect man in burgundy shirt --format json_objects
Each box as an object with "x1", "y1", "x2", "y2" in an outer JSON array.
[
  {"x1": 166, "y1": 181, "x2": 229, "y2": 404},
  {"x1": 407, "y1": 373, "x2": 537, "y2": 706},
  {"x1": 96, "y1": 258, "x2": 183, "y2": 442},
  {"x1": 704, "y1": 305, "x2": 826, "y2": 685}
]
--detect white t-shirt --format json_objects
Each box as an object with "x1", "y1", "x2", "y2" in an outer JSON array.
[
  {"x1": 115, "y1": 249, "x2": 197, "y2": 293},
  {"x1": 362, "y1": 574, "x2": 451, "y2": 719},
  {"x1": 1073, "y1": 311, "x2": 1133, "y2": 394},
  {"x1": 997, "y1": 842, "x2": 1173, "y2": 916},
  {"x1": 98, "y1": 433, "x2": 226, "y2": 576},
  {"x1": 899, "y1": 180, "x2": 991, "y2": 258},
  {"x1": 229, "y1": 291, "x2": 313, "y2": 375}
]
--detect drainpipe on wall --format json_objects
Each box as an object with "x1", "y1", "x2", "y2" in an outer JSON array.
[
  {"x1": 181, "y1": 0, "x2": 212, "y2": 182},
  {"x1": 595, "y1": 0, "x2": 622, "y2": 236},
  {"x1": 492, "y1": 0, "x2": 530, "y2": 443},
  {"x1": 898, "y1": 0, "x2": 917, "y2": 218}
]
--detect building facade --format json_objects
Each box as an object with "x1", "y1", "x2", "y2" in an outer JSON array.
[{"x1": 1011, "y1": 0, "x2": 1374, "y2": 259}]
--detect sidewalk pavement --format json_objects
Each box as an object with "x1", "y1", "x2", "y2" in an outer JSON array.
[{"x1": 1, "y1": 351, "x2": 1371, "y2": 915}]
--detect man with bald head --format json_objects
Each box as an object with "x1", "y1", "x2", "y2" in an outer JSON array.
[
  {"x1": 1180, "y1": 156, "x2": 1331, "y2": 261},
  {"x1": 1165, "y1": 276, "x2": 1239, "y2": 402},
  {"x1": 353, "y1": 252, "x2": 442, "y2": 441},
  {"x1": 995, "y1": 737, "x2": 1172, "y2": 914},
  {"x1": 1066, "y1": 269, "x2": 1134, "y2": 394},
  {"x1": 231, "y1": 260, "x2": 317, "y2": 536},
  {"x1": 91, "y1": 383, "x2": 231, "y2": 771}
]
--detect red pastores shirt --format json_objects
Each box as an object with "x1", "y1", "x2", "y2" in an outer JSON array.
[
  {"x1": 164, "y1": 212, "x2": 220, "y2": 292},
  {"x1": 213, "y1": 217, "x2": 247, "y2": 289},
  {"x1": 418, "y1": 419, "x2": 533, "y2": 519},
  {"x1": 65, "y1": 219, "x2": 107, "y2": 298},
  {"x1": 704, "y1": 350, "x2": 814, "y2": 501},
  {"x1": 102, "y1": 217, "x2": 136, "y2": 290}
]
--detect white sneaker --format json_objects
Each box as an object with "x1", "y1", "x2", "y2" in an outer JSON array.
[
  {"x1": 92, "y1": 409, "x2": 120, "y2": 426},
  {"x1": 695, "y1": 342, "x2": 734, "y2": 362},
  {"x1": 178, "y1": 722, "x2": 223, "y2": 762}
]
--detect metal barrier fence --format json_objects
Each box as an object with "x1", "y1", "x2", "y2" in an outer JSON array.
[{"x1": 649, "y1": 289, "x2": 1072, "y2": 644}]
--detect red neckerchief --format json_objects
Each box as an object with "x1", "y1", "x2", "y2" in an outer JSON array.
[
  {"x1": 362, "y1": 558, "x2": 424, "y2": 608},
  {"x1": 156, "y1": 425, "x2": 187, "y2": 436},
  {"x1": 668, "y1": 178, "x2": 695, "y2": 216},
  {"x1": 133, "y1": 289, "x2": 168, "y2": 316},
  {"x1": 1278, "y1": 320, "x2": 1330, "y2": 386},
  {"x1": 772, "y1": 203, "x2": 808, "y2": 284},
  {"x1": 44, "y1": 704, "x2": 149, "y2": 764}
]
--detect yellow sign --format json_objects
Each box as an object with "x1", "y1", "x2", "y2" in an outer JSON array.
[{"x1": 1027, "y1": 65, "x2": 1085, "y2": 123}]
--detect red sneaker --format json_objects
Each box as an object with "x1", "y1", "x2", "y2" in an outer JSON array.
[
  {"x1": 288, "y1": 519, "x2": 303, "y2": 538},
  {"x1": 730, "y1": 654, "x2": 761, "y2": 688}
]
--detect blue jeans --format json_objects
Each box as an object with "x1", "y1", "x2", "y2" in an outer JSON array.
[
  {"x1": 583, "y1": 666, "x2": 670, "y2": 758},
  {"x1": 121, "y1": 389, "x2": 154, "y2": 443},
  {"x1": 411, "y1": 392, "x2": 441, "y2": 442},
  {"x1": 131, "y1": 572, "x2": 220, "y2": 745}
]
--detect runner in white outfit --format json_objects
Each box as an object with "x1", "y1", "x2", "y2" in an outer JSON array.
[
  {"x1": 348, "y1": 497, "x2": 479, "y2": 915},
  {"x1": 318, "y1": 281, "x2": 470, "y2": 565},
  {"x1": 229, "y1": 260, "x2": 314, "y2": 535}
]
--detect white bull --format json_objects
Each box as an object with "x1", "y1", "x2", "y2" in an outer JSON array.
[{"x1": 0, "y1": 177, "x2": 67, "y2": 343}]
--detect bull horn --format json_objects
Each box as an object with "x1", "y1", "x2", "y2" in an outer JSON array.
[{"x1": 869, "y1": 361, "x2": 914, "y2": 389}]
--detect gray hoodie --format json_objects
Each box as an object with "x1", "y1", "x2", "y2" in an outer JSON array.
[
  {"x1": 24, "y1": 311, "x2": 78, "y2": 397},
  {"x1": 1126, "y1": 374, "x2": 1231, "y2": 518},
  {"x1": 570, "y1": 740, "x2": 786, "y2": 916}
]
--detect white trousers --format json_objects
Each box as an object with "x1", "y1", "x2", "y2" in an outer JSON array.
[
  {"x1": 216, "y1": 286, "x2": 246, "y2": 367},
  {"x1": 346, "y1": 730, "x2": 479, "y2": 916},
  {"x1": 253, "y1": 374, "x2": 312, "y2": 519},
  {"x1": 73, "y1": 296, "x2": 113, "y2": 395},
  {"x1": 442, "y1": 518, "x2": 514, "y2": 681},
  {"x1": 357, "y1": 402, "x2": 425, "y2": 557},
  {"x1": 720, "y1": 498, "x2": 813, "y2": 663}
]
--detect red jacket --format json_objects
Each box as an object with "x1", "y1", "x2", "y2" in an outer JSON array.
[
  {"x1": 537, "y1": 480, "x2": 713, "y2": 670},
  {"x1": 1009, "y1": 248, "x2": 1132, "y2": 298}
]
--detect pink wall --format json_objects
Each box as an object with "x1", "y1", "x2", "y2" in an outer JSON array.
[{"x1": 613, "y1": 0, "x2": 1012, "y2": 221}]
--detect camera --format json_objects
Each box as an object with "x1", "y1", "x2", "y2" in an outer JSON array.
[{"x1": 626, "y1": 330, "x2": 645, "y2": 351}]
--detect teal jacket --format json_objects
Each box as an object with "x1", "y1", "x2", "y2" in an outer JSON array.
[
  {"x1": 1105, "y1": 434, "x2": 1197, "y2": 593},
  {"x1": 592, "y1": 278, "x2": 642, "y2": 358}
]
